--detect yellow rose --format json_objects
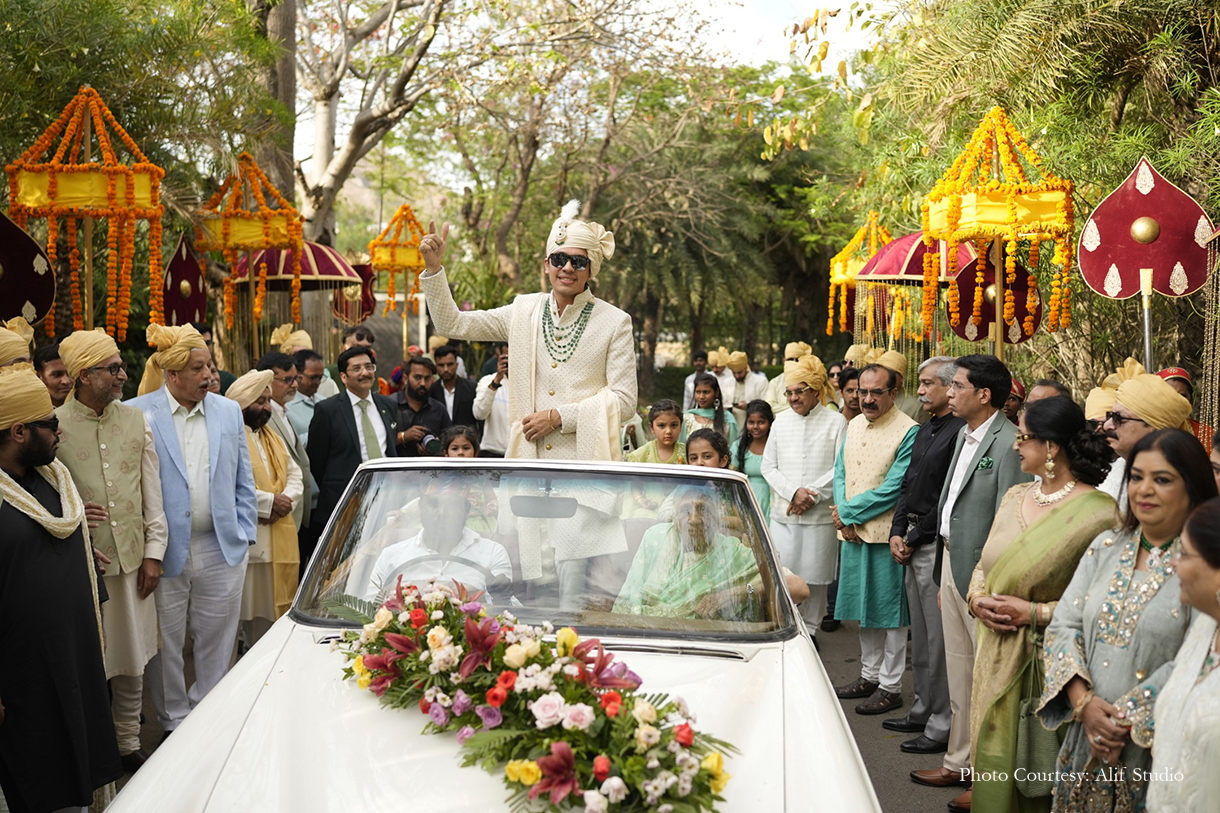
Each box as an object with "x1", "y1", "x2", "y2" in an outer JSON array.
[
  {"x1": 710, "y1": 770, "x2": 731, "y2": 794},
  {"x1": 357, "y1": 673, "x2": 372, "y2": 690},
  {"x1": 503, "y1": 643, "x2": 528, "y2": 669},
  {"x1": 352, "y1": 656, "x2": 368, "y2": 678},
  {"x1": 505, "y1": 761, "x2": 522, "y2": 783},
  {"x1": 523, "y1": 638, "x2": 541, "y2": 659},
  {"x1": 556, "y1": 627, "x2": 580, "y2": 656},
  {"x1": 517, "y1": 761, "x2": 542, "y2": 786},
  {"x1": 701, "y1": 751, "x2": 724, "y2": 776}
]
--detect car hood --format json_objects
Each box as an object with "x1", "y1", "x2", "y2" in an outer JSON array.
[{"x1": 112, "y1": 621, "x2": 864, "y2": 811}]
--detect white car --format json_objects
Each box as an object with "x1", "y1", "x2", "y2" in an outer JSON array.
[{"x1": 111, "y1": 459, "x2": 879, "y2": 811}]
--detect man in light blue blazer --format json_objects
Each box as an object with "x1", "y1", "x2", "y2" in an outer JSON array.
[{"x1": 128, "y1": 325, "x2": 257, "y2": 735}]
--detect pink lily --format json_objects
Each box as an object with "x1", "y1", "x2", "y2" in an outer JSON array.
[
  {"x1": 458, "y1": 615, "x2": 500, "y2": 680},
  {"x1": 529, "y1": 741, "x2": 582, "y2": 805},
  {"x1": 574, "y1": 640, "x2": 642, "y2": 690}
]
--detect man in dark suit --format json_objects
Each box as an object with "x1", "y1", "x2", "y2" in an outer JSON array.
[
  {"x1": 431, "y1": 344, "x2": 479, "y2": 430},
  {"x1": 306, "y1": 346, "x2": 399, "y2": 543},
  {"x1": 910, "y1": 354, "x2": 1030, "y2": 810}
]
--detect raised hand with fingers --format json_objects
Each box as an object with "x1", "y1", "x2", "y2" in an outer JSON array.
[{"x1": 420, "y1": 221, "x2": 450, "y2": 272}]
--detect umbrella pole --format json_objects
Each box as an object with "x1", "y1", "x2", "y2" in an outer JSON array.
[
  {"x1": 83, "y1": 113, "x2": 94, "y2": 331},
  {"x1": 1141, "y1": 267, "x2": 1154, "y2": 371}
]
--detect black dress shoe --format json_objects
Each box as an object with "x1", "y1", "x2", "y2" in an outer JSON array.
[
  {"x1": 820, "y1": 616, "x2": 841, "y2": 632},
  {"x1": 121, "y1": 749, "x2": 149, "y2": 773},
  {"x1": 901, "y1": 734, "x2": 949, "y2": 754},
  {"x1": 882, "y1": 717, "x2": 925, "y2": 733}
]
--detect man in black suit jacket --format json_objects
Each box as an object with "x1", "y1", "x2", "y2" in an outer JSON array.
[
  {"x1": 306, "y1": 346, "x2": 399, "y2": 546},
  {"x1": 430, "y1": 344, "x2": 480, "y2": 431}
]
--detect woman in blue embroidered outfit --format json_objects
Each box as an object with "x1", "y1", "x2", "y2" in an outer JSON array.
[
  {"x1": 1036, "y1": 429, "x2": 1218, "y2": 812},
  {"x1": 965, "y1": 397, "x2": 1119, "y2": 813}
]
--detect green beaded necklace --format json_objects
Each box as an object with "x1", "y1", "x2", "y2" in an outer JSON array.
[
  {"x1": 1139, "y1": 532, "x2": 1177, "y2": 570},
  {"x1": 542, "y1": 300, "x2": 594, "y2": 364}
]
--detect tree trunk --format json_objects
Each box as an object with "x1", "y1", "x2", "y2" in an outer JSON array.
[{"x1": 254, "y1": 0, "x2": 297, "y2": 204}]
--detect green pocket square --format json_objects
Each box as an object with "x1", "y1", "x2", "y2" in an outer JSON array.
[{"x1": 976, "y1": 457, "x2": 994, "y2": 470}]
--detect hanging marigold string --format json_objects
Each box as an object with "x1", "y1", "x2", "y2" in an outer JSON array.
[
  {"x1": 253, "y1": 261, "x2": 268, "y2": 322},
  {"x1": 972, "y1": 239, "x2": 987, "y2": 326},
  {"x1": 148, "y1": 217, "x2": 164, "y2": 326},
  {"x1": 6, "y1": 86, "x2": 165, "y2": 333},
  {"x1": 826, "y1": 210, "x2": 891, "y2": 336},
  {"x1": 67, "y1": 217, "x2": 83, "y2": 331},
  {"x1": 920, "y1": 202, "x2": 939, "y2": 332},
  {"x1": 1024, "y1": 239, "x2": 1041, "y2": 336}
]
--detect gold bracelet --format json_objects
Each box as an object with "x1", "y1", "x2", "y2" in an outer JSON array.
[
  {"x1": 548, "y1": 409, "x2": 560, "y2": 430},
  {"x1": 1031, "y1": 602, "x2": 1041, "y2": 628}
]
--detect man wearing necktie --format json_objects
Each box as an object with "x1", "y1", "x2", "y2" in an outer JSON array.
[{"x1": 306, "y1": 346, "x2": 399, "y2": 544}]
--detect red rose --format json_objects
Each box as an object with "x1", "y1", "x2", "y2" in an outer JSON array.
[
  {"x1": 497, "y1": 670, "x2": 517, "y2": 690},
  {"x1": 599, "y1": 691, "x2": 622, "y2": 717},
  {"x1": 409, "y1": 608, "x2": 427, "y2": 629},
  {"x1": 419, "y1": 697, "x2": 432, "y2": 714},
  {"x1": 486, "y1": 686, "x2": 508, "y2": 708},
  {"x1": 674, "y1": 723, "x2": 694, "y2": 747},
  {"x1": 593, "y1": 755, "x2": 611, "y2": 782}
]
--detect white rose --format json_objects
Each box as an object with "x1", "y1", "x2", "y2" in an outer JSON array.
[
  {"x1": 583, "y1": 789, "x2": 608, "y2": 813},
  {"x1": 431, "y1": 610, "x2": 445, "y2": 620},
  {"x1": 398, "y1": 611, "x2": 411, "y2": 625},
  {"x1": 634, "y1": 723, "x2": 660, "y2": 751},
  {"x1": 562, "y1": 703, "x2": 596, "y2": 732},
  {"x1": 503, "y1": 643, "x2": 528, "y2": 669},
  {"x1": 531, "y1": 691, "x2": 568, "y2": 729},
  {"x1": 522, "y1": 638, "x2": 541, "y2": 659},
  {"x1": 632, "y1": 700, "x2": 657, "y2": 725},
  {"x1": 426, "y1": 625, "x2": 452, "y2": 651},
  {"x1": 601, "y1": 777, "x2": 628, "y2": 803}
]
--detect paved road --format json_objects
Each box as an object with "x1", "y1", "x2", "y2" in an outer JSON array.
[{"x1": 818, "y1": 620, "x2": 966, "y2": 813}]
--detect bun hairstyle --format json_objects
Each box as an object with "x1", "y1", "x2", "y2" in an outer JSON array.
[
  {"x1": 691, "y1": 372, "x2": 727, "y2": 437},
  {"x1": 686, "y1": 427, "x2": 731, "y2": 465},
  {"x1": 1024, "y1": 396, "x2": 1115, "y2": 486}
]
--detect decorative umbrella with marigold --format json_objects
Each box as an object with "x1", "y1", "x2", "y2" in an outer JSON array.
[
  {"x1": 827, "y1": 210, "x2": 891, "y2": 337},
  {"x1": 921, "y1": 107, "x2": 1075, "y2": 360},
  {"x1": 369, "y1": 204, "x2": 426, "y2": 316},
  {"x1": 6, "y1": 85, "x2": 165, "y2": 340}
]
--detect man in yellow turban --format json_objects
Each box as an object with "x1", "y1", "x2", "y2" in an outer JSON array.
[
  {"x1": 1100, "y1": 373, "x2": 1194, "y2": 511},
  {"x1": 878, "y1": 350, "x2": 928, "y2": 425},
  {"x1": 844, "y1": 343, "x2": 868, "y2": 368},
  {"x1": 762, "y1": 354, "x2": 847, "y2": 643},
  {"x1": 270, "y1": 323, "x2": 313, "y2": 354},
  {"x1": 705, "y1": 346, "x2": 735, "y2": 398},
  {"x1": 0, "y1": 316, "x2": 34, "y2": 367},
  {"x1": 766, "y1": 341, "x2": 812, "y2": 415},
  {"x1": 56, "y1": 328, "x2": 169, "y2": 771},
  {"x1": 0, "y1": 363, "x2": 125, "y2": 807},
  {"x1": 726, "y1": 349, "x2": 768, "y2": 428},
  {"x1": 128, "y1": 325, "x2": 257, "y2": 737},
  {"x1": 226, "y1": 370, "x2": 302, "y2": 646}
]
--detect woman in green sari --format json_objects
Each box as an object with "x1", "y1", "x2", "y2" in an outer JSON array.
[
  {"x1": 679, "y1": 372, "x2": 739, "y2": 445},
  {"x1": 614, "y1": 485, "x2": 759, "y2": 619},
  {"x1": 965, "y1": 397, "x2": 1120, "y2": 813}
]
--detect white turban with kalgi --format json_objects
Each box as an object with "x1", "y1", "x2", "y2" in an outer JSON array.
[
  {"x1": 225, "y1": 370, "x2": 275, "y2": 410},
  {"x1": 0, "y1": 317, "x2": 35, "y2": 366},
  {"x1": 545, "y1": 199, "x2": 615, "y2": 280},
  {"x1": 137, "y1": 324, "x2": 208, "y2": 396},
  {"x1": 784, "y1": 354, "x2": 834, "y2": 406},
  {"x1": 58, "y1": 329, "x2": 120, "y2": 381}
]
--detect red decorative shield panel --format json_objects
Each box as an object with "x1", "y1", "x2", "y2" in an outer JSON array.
[
  {"x1": 945, "y1": 251, "x2": 1041, "y2": 345},
  {"x1": 164, "y1": 234, "x2": 208, "y2": 326},
  {"x1": 0, "y1": 211, "x2": 56, "y2": 325},
  {"x1": 1078, "y1": 157, "x2": 1214, "y2": 299}
]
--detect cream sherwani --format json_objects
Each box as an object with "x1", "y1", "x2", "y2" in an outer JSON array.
[
  {"x1": 420, "y1": 267, "x2": 637, "y2": 460},
  {"x1": 765, "y1": 372, "x2": 789, "y2": 415},
  {"x1": 762, "y1": 404, "x2": 846, "y2": 631}
]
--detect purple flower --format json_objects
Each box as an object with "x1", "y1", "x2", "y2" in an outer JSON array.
[
  {"x1": 452, "y1": 689, "x2": 473, "y2": 716},
  {"x1": 429, "y1": 702, "x2": 450, "y2": 727},
  {"x1": 476, "y1": 704, "x2": 503, "y2": 729},
  {"x1": 488, "y1": 618, "x2": 501, "y2": 635},
  {"x1": 609, "y1": 661, "x2": 643, "y2": 688},
  {"x1": 456, "y1": 725, "x2": 476, "y2": 745},
  {"x1": 460, "y1": 601, "x2": 484, "y2": 616}
]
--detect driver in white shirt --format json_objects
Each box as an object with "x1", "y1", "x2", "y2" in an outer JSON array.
[{"x1": 364, "y1": 482, "x2": 512, "y2": 600}]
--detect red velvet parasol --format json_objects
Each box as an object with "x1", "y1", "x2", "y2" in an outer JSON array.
[
  {"x1": 857, "y1": 231, "x2": 976, "y2": 282},
  {"x1": 332, "y1": 262, "x2": 376, "y2": 323},
  {"x1": 232, "y1": 241, "x2": 361, "y2": 289}
]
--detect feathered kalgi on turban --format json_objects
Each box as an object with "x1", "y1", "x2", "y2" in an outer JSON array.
[
  {"x1": 225, "y1": 369, "x2": 274, "y2": 410},
  {"x1": 784, "y1": 354, "x2": 834, "y2": 405},
  {"x1": 1115, "y1": 374, "x2": 1192, "y2": 431},
  {"x1": 546, "y1": 200, "x2": 616, "y2": 280},
  {"x1": 58, "y1": 329, "x2": 120, "y2": 381},
  {"x1": 138, "y1": 324, "x2": 208, "y2": 396},
  {"x1": 0, "y1": 317, "x2": 35, "y2": 366}
]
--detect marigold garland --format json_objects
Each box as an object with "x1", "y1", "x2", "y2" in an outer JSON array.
[
  {"x1": 6, "y1": 86, "x2": 165, "y2": 333},
  {"x1": 67, "y1": 217, "x2": 83, "y2": 331},
  {"x1": 921, "y1": 107, "x2": 1074, "y2": 335},
  {"x1": 369, "y1": 204, "x2": 427, "y2": 317},
  {"x1": 253, "y1": 261, "x2": 268, "y2": 321},
  {"x1": 972, "y1": 239, "x2": 986, "y2": 326},
  {"x1": 826, "y1": 211, "x2": 891, "y2": 336},
  {"x1": 195, "y1": 152, "x2": 304, "y2": 330},
  {"x1": 45, "y1": 216, "x2": 59, "y2": 338}
]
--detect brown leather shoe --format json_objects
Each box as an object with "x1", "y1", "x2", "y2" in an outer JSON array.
[
  {"x1": 909, "y1": 767, "x2": 970, "y2": 788},
  {"x1": 947, "y1": 788, "x2": 971, "y2": 812},
  {"x1": 835, "y1": 677, "x2": 880, "y2": 699},
  {"x1": 855, "y1": 687, "x2": 903, "y2": 715}
]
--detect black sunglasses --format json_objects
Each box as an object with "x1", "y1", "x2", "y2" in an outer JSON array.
[
  {"x1": 547, "y1": 252, "x2": 592, "y2": 272},
  {"x1": 25, "y1": 417, "x2": 59, "y2": 433},
  {"x1": 88, "y1": 362, "x2": 128, "y2": 377}
]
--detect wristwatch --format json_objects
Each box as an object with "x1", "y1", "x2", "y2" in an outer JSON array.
[{"x1": 489, "y1": 380, "x2": 501, "y2": 390}]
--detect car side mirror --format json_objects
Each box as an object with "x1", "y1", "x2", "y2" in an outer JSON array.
[{"x1": 510, "y1": 495, "x2": 578, "y2": 519}]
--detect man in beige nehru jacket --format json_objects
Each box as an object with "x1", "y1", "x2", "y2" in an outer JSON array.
[{"x1": 56, "y1": 329, "x2": 168, "y2": 773}]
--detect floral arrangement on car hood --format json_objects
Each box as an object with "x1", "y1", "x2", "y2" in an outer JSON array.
[{"x1": 335, "y1": 577, "x2": 735, "y2": 812}]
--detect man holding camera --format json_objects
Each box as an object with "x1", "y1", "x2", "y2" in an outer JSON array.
[
  {"x1": 394, "y1": 355, "x2": 451, "y2": 456},
  {"x1": 473, "y1": 343, "x2": 510, "y2": 457}
]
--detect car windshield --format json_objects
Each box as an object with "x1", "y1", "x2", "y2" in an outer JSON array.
[{"x1": 295, "y1": 462, "x2": 795, "y2": 641}]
